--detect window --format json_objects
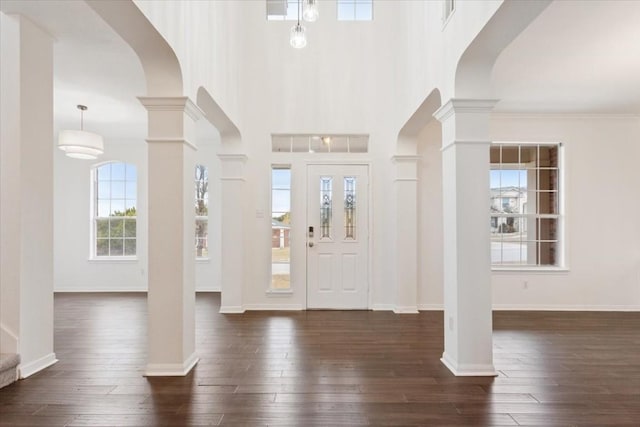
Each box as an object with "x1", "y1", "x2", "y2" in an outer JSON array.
[
  {"x1": 271, "y1": 166, "x2": 291, "y2": 290},
  {"x1": 267, "y1": 0, "x2": 299, "y2": 20},
  {"x1": 195, "y1": 165, "x2": 209, "y2": 258},
  {"x1": 443, "y1": 0, "x2": 455, "y2": 23},
  {"x1": 337, "y1": 0, "x2": 373, "y2": 21},
  {"x1": 94, "y1": 162, "x2": 137, "y2": 257},
  {"x1": 271, "y1": 135, "x2": 368, "y2": 153},
  {"x1": 490, "y1": 143, "x2": 562, "y2": 267}
]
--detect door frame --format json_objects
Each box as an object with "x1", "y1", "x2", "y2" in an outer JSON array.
[{"x1": 303, "y1": 160, "x2": 373, "y2": 309}]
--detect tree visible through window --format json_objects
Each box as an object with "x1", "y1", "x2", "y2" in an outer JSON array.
[
  {"x1": 94, "y1": 162, "x2": 137, "y2": 257},
  {"x1": 195, "y1": 165, "x2": 209, "y2": 258},
  {"x1": 490, "y1": 143, "x2": 561, "y2": 267}
]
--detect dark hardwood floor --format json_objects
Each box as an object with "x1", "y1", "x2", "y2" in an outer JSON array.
[{"x1": 1, "y1": 293, "x2": 639, "y2": 426}]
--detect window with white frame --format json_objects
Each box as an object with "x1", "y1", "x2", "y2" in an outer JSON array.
[
  {"x1": 337, "y1": 0, "x2": 373, "y2": 21},
  {"x1": 94, "y1": 162, "x2": 137, "y2": 257},
  {"x1": 271, "y1": 166, "x2": 291, "y2": 290},
  {"x1": 490, "y1": 143, "x2": 562, "y2": 267},
  {"x1": 195, "y1": 165, "x2": 209, "y2": 258},
  {"x1": 267, "y1": 0, "x2": 299, "y2": 20}
]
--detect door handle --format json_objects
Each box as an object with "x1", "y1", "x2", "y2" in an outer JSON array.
[{"x1": 308, "y1": 242, "x2": 314, "y2": 247}]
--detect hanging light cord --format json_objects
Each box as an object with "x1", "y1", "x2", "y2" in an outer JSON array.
[{"x1": 77, "y1": 105, "x2": 88, "y2": 131}]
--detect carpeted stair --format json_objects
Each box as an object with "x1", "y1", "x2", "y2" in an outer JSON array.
[{"x1": 0, "y1": 353, "x2": 20, "y2": 389}]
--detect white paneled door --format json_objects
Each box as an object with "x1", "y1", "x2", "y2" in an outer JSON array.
[{"x1": 307, "y1": 164, "x2": 369, "y2": 309}]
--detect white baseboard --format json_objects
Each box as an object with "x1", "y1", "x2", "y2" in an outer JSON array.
[
  {"x1": 54, "y1": 288, "x2": 147, "y2": 293},
  {"x1": 440, "y1": 352, "x2": 497, "y2": 377},
  {"x1": 492, "y1": 304, "x2": 640, "y2": 311},
  {"x1": 393, "y1": 306, "x2": 419, "y2": 314},
  {"x1": 219, "y1": 305, "x2": 245, "y2": 314},
  {"x1": 417, "y1": 304, "x2": 444, "y2": 311},
  {"x1": 371, "y1": 304, "x2": 394, "y2": 311},
  {"x1": 243, "y1": 304, "x2": 303, "y2": 311},
  {"x1": 19, "y1": 352, "x2": 58, "y2": 379},
  {"x1": 144, "y1": 352, "x2": 199, "y2": 377},
  {"x1": 195, "y1": 287, "x2": 221, "y2": 292}
]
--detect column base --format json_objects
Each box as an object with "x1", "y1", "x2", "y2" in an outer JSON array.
[
  {"x1": 393, "y1": 306, "x2": 419, "y2": 314},
  {"x1": 441, "y1": 352, "x2": 497, "y2": 377},
  {"x1": 144, "y1": 352, "x2": 199, "y2": 377},
  {"x1": 219, "y1": 305, "x2": 245, "y2": 314}
]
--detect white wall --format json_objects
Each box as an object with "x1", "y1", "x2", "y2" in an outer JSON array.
[
  {"x1": 54, "y1": 140, "x2": 148, "y2": 291},
  {"x1": 489, "y1": 115, "x2": 640, "y2": 310},
  {"x1": 54, "y1": 135, "x2": 221, "y2": 292},
  {"x1": 417, "y1": 120, "x2": 444, "y2": 309}
]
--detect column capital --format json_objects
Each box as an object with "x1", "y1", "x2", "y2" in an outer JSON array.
[
  {"x1": 433, "y1": 99, "x2": 499, "y2": 123},
  {"x1": 391, "y1": 154, "x2": 420, "y2": 163},
  {"x1": 138, "y1": 96, "x2": 204, "y2": 121}
]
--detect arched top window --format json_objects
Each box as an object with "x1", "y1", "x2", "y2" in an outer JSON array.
[{"x1": 93, "y1": 162, "x2": 137, "y2": 258}]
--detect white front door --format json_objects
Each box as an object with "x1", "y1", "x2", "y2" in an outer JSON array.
[{"x1": 307, "y1": 164, "x2": 369, "y2": 309}]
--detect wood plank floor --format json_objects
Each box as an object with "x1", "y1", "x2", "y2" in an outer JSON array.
[{"x1": 1, "y1": 293, "x2": 639, "y2": 426}]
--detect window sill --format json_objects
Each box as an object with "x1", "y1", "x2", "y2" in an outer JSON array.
[
  {"x1": 266, "y1": 289, "x2": 293, "y2": 297},
  {"x1": 492, "y1": 266, "x2": 569, "y2": 274},
  {"x1": 88, "y1": 257, "x2": 138, "y2": 263},
  {"x1": 196, "y1": 257, "x2": 210, "y2": 263}
]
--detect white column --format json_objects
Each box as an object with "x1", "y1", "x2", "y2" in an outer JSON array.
[
  {"x1": 218, "y1": 154, "x2": 247, "y2": 313},
  {"x1": 0, "y1": 14, "x2": 57, "y2": 377},
  {"x1": 392, "y1": 155, "x2": 420, "y2": 313},
  {"x1": 139, "y1": 97, "x2": 202, "y2": 376},
  {"x1": 433, "y1": 99, "x2": 498, "y2": 376}
]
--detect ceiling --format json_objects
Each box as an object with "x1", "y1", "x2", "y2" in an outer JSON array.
[
  {"x1": 1, "y1": 0, "x2": 638, "y2": 145},
  {"x1": 1, "y1": 0, "x2": 148, "y2": 141},
  {"x1": 492, "y1": 0, "x2": 640, "y2": 114}
]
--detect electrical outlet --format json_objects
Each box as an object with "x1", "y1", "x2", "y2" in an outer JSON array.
[
  {"x1": 523, "y1": 280, "x2": 529, "y2": 290},
  {"x1": 449, "y1": 316, "x2": 454, "y2": 331}
]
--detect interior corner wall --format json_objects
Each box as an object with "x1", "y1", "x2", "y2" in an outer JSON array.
[
  {"x1": 417, "y1": 120, "x2": 444, "y2": 309},
  {"x1": 490, "y1": 115, "x2": 640, "y2": 310}
]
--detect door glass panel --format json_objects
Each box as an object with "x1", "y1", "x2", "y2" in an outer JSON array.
[
  {"x1": 344, "y1": 177, "x2": 356, "y2": 240},
  {"x1": 320, "y1": 177, "x2": 332, "y2": 239}
]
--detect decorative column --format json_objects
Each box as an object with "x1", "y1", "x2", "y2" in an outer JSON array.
[
  {"x1": 392, "y1": 155, "x2": 420, "y2": 313},
  {"x1": 217, "y1": 154, "x2": 247, "y2": 313},
  {"x1": 139, "y1": 97, "x2": 202, "y2": 376},
  {"x1": 433, "y1": 99, "x2": 498, "y2": 376},
  {"x1": 0, "y1": 14, "x2": 57, "y2": 377}
]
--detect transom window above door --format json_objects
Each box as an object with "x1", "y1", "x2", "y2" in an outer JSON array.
[{"x1": 272, "y1": 135, "x2": 368, "y2": 153}]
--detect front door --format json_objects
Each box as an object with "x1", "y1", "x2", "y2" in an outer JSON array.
[{"x1": 307, "y1": 164, "x2": 369, "y2": 309}]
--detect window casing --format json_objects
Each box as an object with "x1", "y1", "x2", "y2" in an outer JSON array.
[
  {"x1": 93, "y1": 162, "x2": 137, "y2": 258},
  {"x1": 490, "y1": 143, "x2": 562, "y2": 268},
  {"x1": 267, "y1": 0, "x2": 299, "y2": 20},
  {"x1": 337, "y1": 0, "x2": 373, "y2": 21},
  {"x1": 271, "y1": 166, "x2": 291, "y2": 290},
  {"x1": 443, "y1": 0, "x2": 455, "y2": 23},
  {"x1": 195, "y1": 165, "x2": 209, "y2": 259}
]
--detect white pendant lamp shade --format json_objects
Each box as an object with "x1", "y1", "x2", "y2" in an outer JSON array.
[
  {"x1": 303, "y1": 0, "x2": 319, "y2": 22},
  {"x1": 58, "y1": 129, "x2": 104, "y2": 160},
  {"x1": 290, "y1": 23, "x2": 307, "y2": 48},
  {"x1": 58, "y1": 104, "x2": 104, "y2": 160}
]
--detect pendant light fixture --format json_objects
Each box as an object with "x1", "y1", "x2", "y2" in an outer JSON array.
[
  {"x1": 290, "y1": 0, "x2": 307, "y2": 48},
  {"x1": 303, "y1": 0, "x2": 319, "y2": 22},
  {"x1": 58, "y1": 105, "x2": 104, "y2": 160}
]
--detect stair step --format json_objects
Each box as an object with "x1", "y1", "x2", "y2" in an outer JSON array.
[{"x1": 0, "y1": 353, "x2": 20, "y2": 389}]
